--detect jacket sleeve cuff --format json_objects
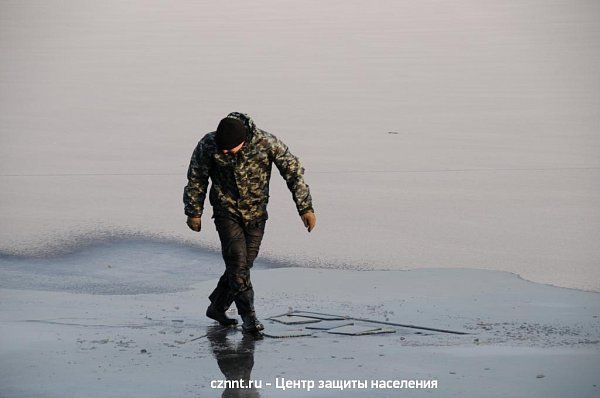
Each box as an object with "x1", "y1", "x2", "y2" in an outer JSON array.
[
  {"x1": 185, "y1": 211, "x2": 202, "y2": 218},
  {"x1": 299, "y1": 207, "x2": 314, "y2": 216}
]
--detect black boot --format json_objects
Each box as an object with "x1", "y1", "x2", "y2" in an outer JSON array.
[
  {"x1": 206, "y1": 304, "x2": 238, "y2": 327},
  {"x1": 241, "y1": 311, "x2": 264, "y2": 335}
]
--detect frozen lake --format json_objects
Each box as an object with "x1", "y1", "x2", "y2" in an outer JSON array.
[{"x1": 1, "y1": 0, "x2": 599, "y2": 291}]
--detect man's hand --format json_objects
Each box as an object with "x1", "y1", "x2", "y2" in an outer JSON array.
[
  {"x1": 301, "y1": 211, "x2": 316, "y2": 233},
  {"x1": 186, "y1": 216, "x2": 201, "y2": 232}
]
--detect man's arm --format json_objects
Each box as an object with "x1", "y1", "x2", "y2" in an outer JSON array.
[
  {"x1": 183, "y1": 140, "x2": 211, "y2": 219},
  {"x1": 270, "y1": 134, "x2": 314, "y2": 216}
]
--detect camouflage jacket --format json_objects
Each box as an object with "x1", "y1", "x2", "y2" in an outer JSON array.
[{"x1": 183, "y1": 112, "x2": 314, "y2": 224}]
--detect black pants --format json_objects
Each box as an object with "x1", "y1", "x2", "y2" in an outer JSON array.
[{"x1": 208, "y1": 216, "x2": 266, "y2": 317}]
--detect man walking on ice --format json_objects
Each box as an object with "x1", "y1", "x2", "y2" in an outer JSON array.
[{"x1": 183, "y1": 112, "x2": 316, "y2": 337}]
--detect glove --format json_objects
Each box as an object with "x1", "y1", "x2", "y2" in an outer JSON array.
[
  {"x1": 186, "y1": 216, "x2": 201, "y2": 232},
  {"x1": 300, "y1": 211, "x2": 316, "y2": 233}
]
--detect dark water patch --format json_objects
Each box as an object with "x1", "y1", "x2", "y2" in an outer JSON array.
[
  {"x1": 0, "y1": 239, "x2": 283, "y2": 295},
  {"x1": 0, "y1": 229, "x2": 218, "y2": 259}
]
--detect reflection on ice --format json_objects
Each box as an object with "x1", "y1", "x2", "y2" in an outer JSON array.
[{"x1": 207, "y1": 325, "x2": 261, "y2": 398}]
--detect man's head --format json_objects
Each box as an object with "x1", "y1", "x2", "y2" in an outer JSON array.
[{"x1": 216, "y1": 117, "x2": 247, "y2": 153}]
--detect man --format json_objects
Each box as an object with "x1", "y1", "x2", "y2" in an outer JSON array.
[{"x1": 183, "y1": 112, "x2": 316, "y2": 336}]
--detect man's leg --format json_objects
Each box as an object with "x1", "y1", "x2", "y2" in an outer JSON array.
[
  {"x1": 235, "y1": 219, "x2": 266, "y2": 334},
  {"x1": 207, "y1": 269, "x2": 238, "y2": 326},
  {"x1": 210, "y1": 219, "x2": 266, "y2": 313},
  {"x1": 206, "y1": 216, "x2": 246, "y2": 326},
  {"x1": 207, "y1": 272, "x2": 235, "y2": 312},
  {"x1": 206, "y1": 276, "x2": 237, "y2": 326},
  {"x1": 212, "y1": 216, "x2": 262, "y2": 332},
  {"x1": 245, "y1": 219, "x2": 266, "y2": 270}
]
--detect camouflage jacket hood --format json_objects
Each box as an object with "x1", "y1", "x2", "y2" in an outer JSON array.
[{"x1": 183, "y1": 112, "x2": 314, "y2": 223}]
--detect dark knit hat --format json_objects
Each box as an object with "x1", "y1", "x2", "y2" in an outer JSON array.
[{"x1": 215, "y1": 117, "x2": 247, "y2": 150}]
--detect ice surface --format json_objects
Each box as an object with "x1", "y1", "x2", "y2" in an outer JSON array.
[
  {"x1": 268, "y1": 315, "x2": 322, "y2": 325},
  {"x1": 1, "y1": 1, "x2": 599, "y2": 396},
  {"x1": 326, "y1": 324, "x2": 395, "y2": 336},
  {"x1": 1, "y1": 264, "x2": 599, "y2": 397},
  {"x1": 305, "y1": 320, "x2": 354, "y2": 330},
  {"x1": 1, "y1": 0, "x2": 599, "y2": 291}
]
